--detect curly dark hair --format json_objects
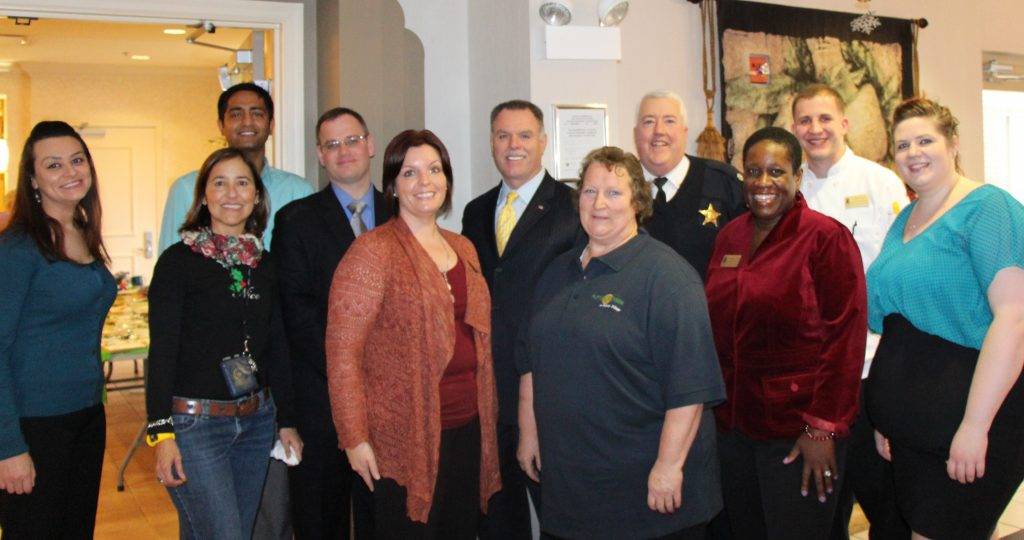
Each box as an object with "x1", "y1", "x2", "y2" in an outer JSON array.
[{"x1": 574, "y1": 146, "x2": 654, "y2": 224}]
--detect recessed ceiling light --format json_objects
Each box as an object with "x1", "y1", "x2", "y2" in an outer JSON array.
[
  {"x1": 130, "y1": 54, "x2": 151, "y2": 61},
  {"x1": 163, "y1": 28, "x2": 186, "y2": 35}
]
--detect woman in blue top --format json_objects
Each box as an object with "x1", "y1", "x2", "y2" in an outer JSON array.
[
  {"x1": 0, "y1": 121, "x2": 116, "y2": 537},
  {"x1": 865, "y1": 97, "x2": 1024, "y2": 539}
]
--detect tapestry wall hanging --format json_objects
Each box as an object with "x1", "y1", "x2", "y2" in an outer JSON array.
[{"x1": 717, "y1": 0, "x2": 916, "y2": 169}]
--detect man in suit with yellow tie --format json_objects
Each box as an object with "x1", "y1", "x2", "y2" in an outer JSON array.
[{"x1": 462, "y1": 100, "x2": 581, "y2": 539}]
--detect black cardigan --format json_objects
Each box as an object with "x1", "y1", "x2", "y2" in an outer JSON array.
[{"x1": 145, "y1": 242, "x2": 294, "y2": 434}]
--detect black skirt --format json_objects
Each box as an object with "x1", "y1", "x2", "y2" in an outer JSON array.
[{"x1": 865, "y1": 314, "x2": 1024, "y2": 539}]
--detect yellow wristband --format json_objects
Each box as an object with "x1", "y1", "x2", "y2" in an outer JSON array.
[{"x1": 146, "y1": 433, "x2": 176, "y2": 447}]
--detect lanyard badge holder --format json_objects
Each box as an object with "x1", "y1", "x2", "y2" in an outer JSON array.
[{"x1": 220, "y1": 267, "x2": 260, "y2": 398}]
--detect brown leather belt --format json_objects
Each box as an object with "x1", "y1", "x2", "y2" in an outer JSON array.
[{"x1": 171, "y1": 388, "x2": 269, "y2": 417}]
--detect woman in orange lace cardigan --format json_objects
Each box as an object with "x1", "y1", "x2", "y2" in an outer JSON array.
[{"x1": 325, "y1": 129, "x2": 500, "y2": 538}]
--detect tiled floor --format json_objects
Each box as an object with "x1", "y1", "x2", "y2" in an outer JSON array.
[
  {"x1": 95, "y1": 362, "x2": 1024, "y2": 539},
  {"x1": 97, "y1": 387, "x2": 178, "y2": 539}
]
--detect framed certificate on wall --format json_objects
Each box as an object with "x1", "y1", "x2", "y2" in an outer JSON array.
[{"x1": 552, "y1": 104, "x2": 609, "y2": 181}]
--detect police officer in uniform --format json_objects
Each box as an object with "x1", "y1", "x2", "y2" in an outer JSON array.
[{"x1": 633, "y1": 90, "x2": 745, "y2": 280}]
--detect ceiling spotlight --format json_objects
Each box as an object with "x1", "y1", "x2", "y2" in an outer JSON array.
[
  {"x1": 127, "y1": 53, "x2": 150, "y2": 61},
  {"x1": 539, "y1": 1, "x2": 573, "y2": 26},
  {"x1": 598, "y1": 0, "x2": 629, "y2": 27},
  {"x1": 163, "y1": 28, "x2": 186, "y2": 35}
]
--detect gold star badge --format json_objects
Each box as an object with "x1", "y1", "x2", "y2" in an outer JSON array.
[{"x1": 699, "y1": 203, "x2": 721, "y2": 227}]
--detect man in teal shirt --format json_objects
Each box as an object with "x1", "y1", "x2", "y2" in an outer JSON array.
[{"x1": 157, "y1": 82, "x2": 313, "y2": 254}]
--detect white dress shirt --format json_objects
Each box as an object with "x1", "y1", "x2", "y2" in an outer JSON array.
[
  {"x1": 494, "y1": 169, "x2": 546, "y2": 228},
  {"x1": 801, "y1": 146, "x2": 910, "y2": 377},
  {"x1": 643, "y1": 156, "x2": 691, "y2": 203}
]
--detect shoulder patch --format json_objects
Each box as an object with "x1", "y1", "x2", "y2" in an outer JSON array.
[{"x1": 704, "y1": 158, "x2": 743, "y2": 182}]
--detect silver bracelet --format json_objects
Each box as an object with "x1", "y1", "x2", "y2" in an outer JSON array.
[{"x1": 147, "y1": 417, "x2": 174, "y2": 430}]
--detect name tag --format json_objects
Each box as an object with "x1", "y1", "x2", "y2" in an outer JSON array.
[
  {"x1": 721, "y1": 254, "x2": 742, "y2": 268},
  {"x1": 845, "y1": 194, "x2": 870, "y2": 209}
]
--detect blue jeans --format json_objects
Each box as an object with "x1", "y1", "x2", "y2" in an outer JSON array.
[{"x1": 167, "y1": 394, "x2": 276, "y2": 540}]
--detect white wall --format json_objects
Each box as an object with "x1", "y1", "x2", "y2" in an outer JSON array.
[
  {"x1": 529, "y1": 0, "x2": 707, "y2": 178},
  {"x1": 525, "y1": 0, "x2": 1024, "y2": 181},
  {"x1": 360, "y1": 0, "x2": 1024, "y2": 227},
  {"x1": 396, "y1": 0, "x2": 472, "y2": 229},
  {"x1": 23, "y1": 63, "x2": 224, "y2": 217},
  {"x1": 467, "y1": 2, "x2": 531, "y2": 198}
]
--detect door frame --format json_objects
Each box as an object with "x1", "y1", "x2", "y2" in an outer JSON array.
[{"x1": 0, "y1": 0, "x2": 306, "y2": 177}]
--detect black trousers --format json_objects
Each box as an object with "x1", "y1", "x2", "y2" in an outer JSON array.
[
  {"x1": 254, "y1": 458, "x2": 293, "y2": 540},
  {"x1": 0, "y1": 404, "x2": 105, "y2": 540},
  {"x1": 354, "y1": 420, "x2": 481, "y2": 540},
  {"x1": 718, "y1": 430, "x2": 848, "y2": 540},
  {"x1": 478, "y1": 422, "x2": 540, "y2": 540},
  {"x1": 288, "y1": 431, "x2": 357, "y2": 539},
  {"x1": 829, "y1": 395, "x2": 909, "y2": 540}
]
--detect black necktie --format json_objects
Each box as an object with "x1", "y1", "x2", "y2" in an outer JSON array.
[{"x1": 653, "y1": 177, "x2": 668, "y2": 204}]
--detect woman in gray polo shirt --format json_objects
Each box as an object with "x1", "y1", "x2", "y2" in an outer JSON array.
[{"x1": 516, "y1": 146, "x2": 725, "y2": 539}]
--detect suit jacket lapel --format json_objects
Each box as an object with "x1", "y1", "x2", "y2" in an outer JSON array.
[
  {"x1": 314, "y1": 186, "x2": 356, "y2": 246},
  {"x1": 478, "y1": 185, "x2": 501, "y2": 261},
  {"x1": 372, "y1": 188, "x2": 391, "y2": 227},
  {"x1": 502, "y1": 172, "x2": 557, "y2": 258}
]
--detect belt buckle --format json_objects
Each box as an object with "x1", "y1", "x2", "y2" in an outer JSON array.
[
  {"x1": 237, "y1": 392, "x2": 259, "y2": 416},
  {"x1": 186, "y1": 400, "x2": 199, "y2": 415}
]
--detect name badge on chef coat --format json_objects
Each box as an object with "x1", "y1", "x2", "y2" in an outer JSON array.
[
  {"x1": 845, "y1": 194, "x2": 870, "y2": 209},
  {"x1": 721, "y1": 254, "x2": 742, "y2": 268}
]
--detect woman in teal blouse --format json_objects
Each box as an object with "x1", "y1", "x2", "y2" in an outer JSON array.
[
  {"x1": 865, "y1": 98, "x2": 1024, "y2": 539},
  {"x1": 0, "y1": 121, "x2": 116, "y2": 537}
]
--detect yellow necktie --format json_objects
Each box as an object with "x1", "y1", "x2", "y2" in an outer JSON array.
[{"x1": 496, "y1": 191, "x2": 519, "y2": 256}]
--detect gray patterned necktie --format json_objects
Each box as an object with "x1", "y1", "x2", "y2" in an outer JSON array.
[{"x1": 347, "y1": 201, "x2": 367, "y2": 237}]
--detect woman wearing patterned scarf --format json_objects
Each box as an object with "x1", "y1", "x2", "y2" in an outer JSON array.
[{"x1": 145, "y1": 147, "x2": 301, "y2": 539}]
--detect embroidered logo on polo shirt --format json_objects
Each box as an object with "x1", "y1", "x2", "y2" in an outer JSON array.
[{"x1": 592, "y1": 293, "x2": 624, "y2": 312}]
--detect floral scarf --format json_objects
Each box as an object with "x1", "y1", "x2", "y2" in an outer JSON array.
[
  {"x1": 181, "y1": 228, "x2": 263, "y2": 268},
  {"x1": 181, "y1": 228, "x2": 263, "y2": 299}
]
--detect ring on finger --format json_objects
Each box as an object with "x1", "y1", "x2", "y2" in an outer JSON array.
[{"x1": 823, "y1": 469, "x2": 833, "y2": 478}]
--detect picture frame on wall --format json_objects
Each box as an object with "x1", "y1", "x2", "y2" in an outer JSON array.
[{"x1": 552, "y1": 103, "x2": 609, "y2": 181}]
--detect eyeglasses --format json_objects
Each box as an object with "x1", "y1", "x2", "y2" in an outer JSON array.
[{"x1": 320, "y1": 135, "x2": 368, "y2": 151}]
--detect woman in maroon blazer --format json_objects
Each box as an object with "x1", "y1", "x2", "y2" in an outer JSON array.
[{"x1": 705, "y1": 127, "x2": 867, "y2": 539}]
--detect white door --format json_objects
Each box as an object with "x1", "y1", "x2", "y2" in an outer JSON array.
[
  {"x1": 983, "y1": 89, "x2": 1024, "y2": 203},
  {"x1": 81, "y1": 126, "x2": 159, "y2": 284}
]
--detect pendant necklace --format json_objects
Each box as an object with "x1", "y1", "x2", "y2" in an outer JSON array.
[{"x1": 436, "y1": 229, "x2": 455, "y2": 302}]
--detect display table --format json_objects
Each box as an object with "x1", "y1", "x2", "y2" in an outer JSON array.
[
  {"x1": 101, "y1": 288, "x2": 148, "y2": 392},
  {"x1": 101, "y1": 288, "x2": 149, "y2": 491}
]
